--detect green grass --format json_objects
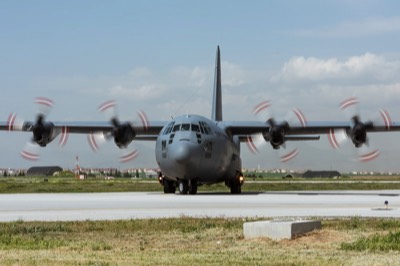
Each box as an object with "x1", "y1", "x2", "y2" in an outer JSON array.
[
  {"x1": 0, "y1": 177, "x2": 161, "y2": 193},
  {"x1": 0, "y1": 218, "x2": 399, "y2": 265},
  {"x1": 1, "y1": 176, "x2": 400, "y2": 194},
  {"x1": 341, "y1": 231, "x2": 400, "y2": 251}
]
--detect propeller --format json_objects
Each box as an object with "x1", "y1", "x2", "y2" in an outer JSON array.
[
  {"x1": 7, "y1": 97, "x2": 69, "y2": 161},
  {"x1": 88, "y1": 100, "x2": 148, "y2": 163},
  {"x1": 328, "y1": 97, "x2": 392, "y2": 162},
  {"x1": 246, "y1": 100, "x2": 307, "y2": 162}
]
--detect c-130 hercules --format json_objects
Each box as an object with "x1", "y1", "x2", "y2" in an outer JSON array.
[{"x1": 2, "y1": 47, "x2": 400, "y2": 194}]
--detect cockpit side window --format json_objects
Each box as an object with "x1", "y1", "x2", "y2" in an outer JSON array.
[
  {"x1": 163, "y1": 122, "x2": 175, "y2": 135},
  {"x1": 172, "y1": 124, "x2": 181, "y2": 132},
  {"x1": 198, "y1": 123, "x2": 205, "y2": 134},
  {"x1": 191, "y1": 124, "x2": 199, "y2": 132},
  {"x1": 199, "y1": 121, "x2": 211, "y2": 134},
  {"x1": 204, "y1": 123, "x2": 212, "y2": 134}
]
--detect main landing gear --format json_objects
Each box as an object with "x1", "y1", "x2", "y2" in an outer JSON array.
[
  {"x1": 159, "y1": 173, "x2": 176, "y2": 194},
  {"x1": 159, "y1": 173, "x2": 198, "y2": 194},
  {"x1": 178, "y1": 179, "x2": 198, "y2": 195},
  {"x1": 227, "y1": 172, "x2": 244, "y2": 194},
  {"x1": 163, "y1": 179, "x2": 176, "y2": 194}
]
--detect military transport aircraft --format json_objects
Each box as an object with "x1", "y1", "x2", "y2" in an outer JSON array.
[{"x1": 1, "y1": 46, "x2": 400, "y2": 194}]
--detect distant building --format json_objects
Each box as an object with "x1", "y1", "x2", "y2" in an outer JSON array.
[
  {"x1": 302, "y1": 170, "x2": 341, "y2": 178},
  {"x1": 26, "y1": 166, "x2": 63, "y2": 176}
]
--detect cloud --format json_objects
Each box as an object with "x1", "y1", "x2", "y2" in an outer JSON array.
[
  {"x1": 108, "y1": 84, "x2": 167, "y2": 101},
  {"x1": 295, "y1": 17, "x2": 400, "y2": 38},
  {"x1": 221, "y1": 61, "x2": 245, "y2": 87},
  {"x1": 168, "y1": 65, "x2": 212, "y2": 88},
  {"x1": 273, "y1": 53, "x2": 400, "y2": 83},
  {"x1": 129, "y1": 67, "x2": 152, "y2": 78}
]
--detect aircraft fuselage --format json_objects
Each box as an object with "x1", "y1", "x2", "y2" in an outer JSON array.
[{"x1": 155, "y1": 114, "x2": 242, "y2": 187}]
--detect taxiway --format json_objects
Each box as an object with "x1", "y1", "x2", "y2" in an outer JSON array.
[{"x1": 0, "y1": 191, "x2": 398, "y2": 222}]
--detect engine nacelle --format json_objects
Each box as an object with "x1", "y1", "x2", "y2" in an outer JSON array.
[
  {"x1": 265, "y1": 119, "x2": 290, "y2": 149},
  {"x1": 113, "y1": 122, "x2": 136, "y2": 148},
  {"x1": 349, "y1": 124, "x2": 367, "y2": 147},
  {"x1": 32, "y1": 121, "x2": 55, "y2": 147},
  {"x1": 348, "y1": 116, "x2": 372, "y2": 148}
]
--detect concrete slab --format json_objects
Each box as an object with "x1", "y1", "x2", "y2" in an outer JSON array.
[{"x1": 243, "y1": 219, "x2": 321, "y2": 240}]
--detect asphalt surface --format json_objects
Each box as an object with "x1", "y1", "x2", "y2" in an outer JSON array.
[{"x1": 0, "y1": 190, "x2": 399, "y2": 222}]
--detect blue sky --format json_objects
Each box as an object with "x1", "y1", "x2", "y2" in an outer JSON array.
[{"x1": 1, "y1": 0, "x2": 400, "y2": 172}]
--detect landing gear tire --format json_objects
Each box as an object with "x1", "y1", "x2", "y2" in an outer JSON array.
[
  {"x1": 188, "y1": 180, "x2": 198, "y2": 195},
  {"x1": 163, "y1": 180, "x2": 176, "y2": 194},
  {"x1": 230, "y1": 174, "x2": 242, "y2": 194},
  {"x1": 178, "y1": 180, "x2": 189, "y2": 194},
  {"x1": 230, "y1": 180, "x2": 241, "y2": 194}
]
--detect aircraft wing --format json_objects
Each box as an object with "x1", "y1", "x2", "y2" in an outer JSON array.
[
  {"x1": 58, "y1": 121, "x2": 166, "y2": 136},
  {"x1": 0, "y1": 118, "x2": 168, "y2": 161},
  {"x1": 222, "y1": 120, "x2": 400, "y2": 135},
  {"x1": 0, "y1": 120, "x2": 167, "y2": 141},
  {"x1": 221, "y1": 120, "x2": 400, "y2": 143}
]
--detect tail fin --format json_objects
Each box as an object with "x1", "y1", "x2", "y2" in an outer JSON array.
[{"x1": 211, "y1": 46, "x2": 223, "y2": 121}]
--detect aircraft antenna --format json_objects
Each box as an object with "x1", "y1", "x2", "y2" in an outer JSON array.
[{"x1": 170, "y1": 84, "x2": 202, "y2": 118}]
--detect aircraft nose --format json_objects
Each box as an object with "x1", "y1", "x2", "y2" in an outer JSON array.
[{"x1": 174, "y1": 141, "x2": 194, "y2": 164}]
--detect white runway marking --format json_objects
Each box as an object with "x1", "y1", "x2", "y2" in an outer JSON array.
[{"x1": 0, "y1": 191, "x2": 398, "y2": 222}]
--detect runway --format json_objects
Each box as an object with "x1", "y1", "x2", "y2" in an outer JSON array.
[{"x1": 0, "y1": 191, "x2": 399, "y2": 222}]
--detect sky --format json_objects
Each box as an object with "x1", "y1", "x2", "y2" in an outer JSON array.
[{"x1": 1, "y1": 0, "x2": 400, "y2": 172}]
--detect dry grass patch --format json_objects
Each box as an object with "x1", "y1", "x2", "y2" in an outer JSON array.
[{"x1": 0, "y1": 218, "x2": 399, "y2": 265}]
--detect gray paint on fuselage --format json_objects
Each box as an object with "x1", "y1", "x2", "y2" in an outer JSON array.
[{"x1": 155, "y1": 114, "x2": 241, "y2": 184}]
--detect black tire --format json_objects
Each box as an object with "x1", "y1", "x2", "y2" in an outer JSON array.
[
  {"x1": 188, "y1": 180, "x2": 198, "y2": 195},
  {"x1": 163, "y1": 180, "x2": 176, "y2": 194},
  {"x1": 178, "y1": 180, "x2": 189, "y2": 194},
  {"x1": 230, "y1": 179, "x2": 242, "y2": 194}
]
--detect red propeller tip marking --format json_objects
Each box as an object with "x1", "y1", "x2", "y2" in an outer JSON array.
[
  {"x1": 280, "y1": 149, "x2": 299, "y2": 163},
  {"x1": 98, "y1": 100, "x2": 116, "y2": 113},
  {"x1": 138, "y1": 110, "x2": 149, "y2": 131},
  {"x1": 359, "y1": 149, "x2": 380, "y2": 162},
  {"x1": 20, "y1": 150, "x2": 39, "y2": 161},
  {"x1": 380, "y1": 109, "x2": 392, "y2": 130},
  {"x1": 328, "y1": 129, "x2": 340, "y2": 149},
  {"x1": 293, "y1": 108, "x2": 307, "y2": 127},
  {"x1": 246, "y1": 135, "x2": 259, "y2": 154},
  {"x1": 59, "y1": 126, "x2": 69, "y2": 147},
  {"x1": 339, "y1": 97, "x2": 359, "y2": 110},
  {"x1": 119, "y1": 150, "x2": 139, "y2": 163},
  {"x1": 88, "y1": 134, "x2": 100, "y2": 152},
  {"x1": 7, "y1": 113, "x2": 16, "y2": 131},
  {"x1": 34, "y1": 97, "x2": 54, "y2": 108},
  {"x1": 253, "y1": 100, "x2": 271, "y2": 115}
]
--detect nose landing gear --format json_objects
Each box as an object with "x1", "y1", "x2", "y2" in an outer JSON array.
[
  {"x1": 228, "y1": 172, "x2": 244, "y2": 194},
  {"x1": 159, "y1": 173, "x2": 176, "y2": 194},
  {"x1": 178, "y1": 179, "x2": 198, "y2": 194}
]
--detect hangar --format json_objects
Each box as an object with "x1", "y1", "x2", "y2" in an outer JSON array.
[
  {"x1": 302, "y1": 170, "x2": 341, "y2": 178},
  {"x1": 26, "y1": 166, "x2": 63, "y2": 176}
]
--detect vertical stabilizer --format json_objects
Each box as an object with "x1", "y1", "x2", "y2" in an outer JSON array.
[{"x1": 211, "y1": 46, "x2": 223, "y2": 121}]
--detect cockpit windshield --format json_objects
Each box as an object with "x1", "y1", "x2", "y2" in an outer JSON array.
[
  {"x1": 181, "y1": 123, "x2": 190, "y2": 131},
  {"x1": 163, "y1": 121, "x2": 212, "y2": 135},
  {"x1": 172, "y1": 124, "x2": 180, "y2": 132}
]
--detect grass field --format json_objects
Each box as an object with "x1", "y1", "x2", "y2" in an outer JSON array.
[
  {"x1": 0, "y1": 217, "x2": 399, "y2": 265},
  {"x1": 1, "y1": 175, "x2": 400, "y2": 194}
]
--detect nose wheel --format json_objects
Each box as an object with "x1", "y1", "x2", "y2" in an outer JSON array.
[
  {"x1": 178, "y1": 180, "x2": 198, "y2": 194},
  {"x1": 178, "y1": 180, "x2": 189, "y2": 194},
  {"x1": 163, "y1": 179, "x2": 176, "y2": 194}
]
